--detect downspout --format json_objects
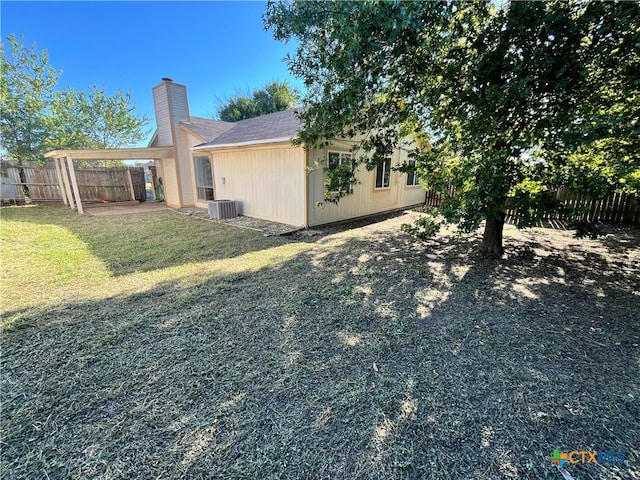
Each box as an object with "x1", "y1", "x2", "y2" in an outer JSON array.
[
  {"x1": 206, "y1": 149, "x2": 216, "y2": 201},
  {"x1": 303, "y1": 146, "x2": 309, "y2": 228},
  {"x1": 394, "y1": 157, "x2": 401, "y2": 206}
]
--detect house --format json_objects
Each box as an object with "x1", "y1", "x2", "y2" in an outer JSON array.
[{"x1": 149, "y1": 78, "x2": 426, "y2": 227}]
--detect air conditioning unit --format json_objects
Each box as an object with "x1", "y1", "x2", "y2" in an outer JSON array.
[{"x1": 208, "y1": 200, "x2": 237, "y2": 220}]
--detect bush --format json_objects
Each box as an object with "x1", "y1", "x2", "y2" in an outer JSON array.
[
  {"x1": 568, "y1": 220, "x2": 606, "y2": 240},
  {"x1": 401, "y1": 215, "x2": 441, "y2": 241}
]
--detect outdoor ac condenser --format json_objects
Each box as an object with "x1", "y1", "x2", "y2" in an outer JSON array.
[{"x1": 208, "y1": 200, "x2": 237, "y2": 220}]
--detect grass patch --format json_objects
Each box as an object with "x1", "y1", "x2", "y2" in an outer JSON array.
[
  {"x1": 0, "y1": 206, "x2": 304, "y2": 315},
  {"x1": 1, "y1": 205, "x2": 639, "y2": 479}
]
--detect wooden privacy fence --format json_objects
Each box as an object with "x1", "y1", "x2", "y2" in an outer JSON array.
[
  {"x1": 1, "y1": 163, "x2": 146, "y2": 204},
  {"x1": 425, "y1": 186, "x2": 639, "y2": 223},
  {"x1": 551, "y1": 187, "x2": 638, "y2": 223}
]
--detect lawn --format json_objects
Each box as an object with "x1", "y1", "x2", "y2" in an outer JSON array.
[{"x1": 1, "y1": 205, "x2": 639, "y2": 479}]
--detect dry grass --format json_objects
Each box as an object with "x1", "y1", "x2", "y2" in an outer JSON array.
[
  {"x1": 0, "y1": 205, "x2": 305, "y2": 315},
  {"x1": 1, "y1": 205, "x2": 639, "y2": 479}
]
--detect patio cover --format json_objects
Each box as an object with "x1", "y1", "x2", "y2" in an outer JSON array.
[{"x1": 44, "y1": 147, "x2": 174, "y2": 214}]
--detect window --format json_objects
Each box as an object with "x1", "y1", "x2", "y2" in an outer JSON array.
[
  {"x1": 375, "y1": 157, "x2": 392, "y2": 189},
  {"x1": 406, "y1": 159, "x2": 419, "y2": 186},
  {"x1": 326, "y1": 151, "x2": 353, "y2": 193},
  {"x1": 327, "y1": 151, "x2": 352, "y2": 169},
  {"x1": 194, "y1": 155, "x2": 214, "y2": 201}
]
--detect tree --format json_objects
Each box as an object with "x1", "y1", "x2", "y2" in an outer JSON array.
[
  {"x1": 1, "y1": 35, "x2": 149, "y2": 165},
  {"x1": 265, "y1": 1, "x2": 640, "y2": 256},
  {"x1": 217, "y1": 80, "x2": 300, "y2": 121},
  {"x1": 0, "y1": 34, "x2": 60, "y2": 163},
  {"x1": 45, "y1": 86, "x2": 149, "y2": 151}
]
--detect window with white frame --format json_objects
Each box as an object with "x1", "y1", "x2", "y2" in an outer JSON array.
[
  {"x1": 326, "y1": 151, "x2": 353, "y2": 193},
  {"x1": 375, "y1": 157, "x2": 392, "y2": 189},
  {"x1": 193, "y1": 155, "x2": 214, "y2": 201},
  {"x1": 406, "y1": 159, "x2": 419, "y2": 186},
  {"x1": 327, "y1": 151, "x2": 352, "y2": 169}
]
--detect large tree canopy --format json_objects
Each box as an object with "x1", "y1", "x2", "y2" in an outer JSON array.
[
  {"x1": 265, "y1": 0, "x2": 640, "y2": 256},
  {"x1": 45, "y1": 86, "x2": 149, "y2": 151},
  {"x1": 0, "y1": 35, "x2": 60, "y2": 162},
  {"x1": 1, "y1": 35, "x2": 149, "y2": 164},
  {"x1": 216, "y1": 80, "x2": 300, "y2": 121}
]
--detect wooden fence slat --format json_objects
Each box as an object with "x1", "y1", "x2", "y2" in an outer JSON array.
[
  {"x1": 422, "y1": 184, "x2": 638, "y2": 224},
  {"x1": 618, "y1": 193, "x2": 628, "y2": 223},
  {"x1": 590, "y1": 196, "x2": 598, "y2": 221},
  {"x1": 615, "y1": 193, "x2": 626, "y2": 223},
  {"x1": 612, "y1": 193, "x2": 621, "y2": 222},
  {"x1": 595, "y1": 197, "x2": 604, "y2": 222},
  {"x1": 605, "y1": 193, "x2": 614, "y2": 222},
  {"x1": 608, "y1": 193, "x2": 617, "y2": 222},
  {"x1": 612, "y1": 193, "x2": 620, "y2": 223},
  {"x1": 1, "y1": 163, "x2": 147, "y2": 204},
  {"x1": 623, "y1": 195, "x2": 636, "y2": 223},
  {"x1": 580, "y1": 193, "x2": 589, "y2": 221},
  {"x1": 602, "y1": 193, "x2": 613, "y2": 222},
  {"x1": 575, "y1": 193, "x2": 584, "y2": 220}
]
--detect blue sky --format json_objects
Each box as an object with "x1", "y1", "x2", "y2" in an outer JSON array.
[{"x1": 1, "y1": 1, "x2": 302, "y2": 145}]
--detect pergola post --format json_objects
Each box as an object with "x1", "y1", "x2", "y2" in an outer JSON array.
[
  {"x1": 59, "y1": 157, "x2": 75, "y2": 210},
  {"x1": 126, "y1": 169, "x2": 136, "y2": 201},
  {"x1": 66, "y1": 156, "x2": 83, "y2": 215},
  {"x1": 53, "y1": 158, "x2": 69, "y2": 206}
]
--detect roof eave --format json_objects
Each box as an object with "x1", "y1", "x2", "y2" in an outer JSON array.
[
  {"x1": 44, "y1": 146, "x2": 175, "y2": 160},
  {"x1": 147, "y1": 130, "x2": 158, "y2": 148},
  {"x1": 190, "y1": 136, "x2": 296, "y2": 151}
]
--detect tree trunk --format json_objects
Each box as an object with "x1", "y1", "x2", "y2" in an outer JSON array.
[
  {"x1": 18, "y1": 166, "x2": 31, "y2": 199},
  {"x1": 480, "y1": 214, "x2": 505, "y2": 258}
]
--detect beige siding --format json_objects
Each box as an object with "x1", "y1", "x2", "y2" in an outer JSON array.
[
  {"x1": 161, "y1": 158, "x2": 181, "y2": 208},
  {"x1": 209, "y1": 143, "x2": 306, "y2": 226},
  {"x1": 168, "y1": 82, "x2": 190, "y2": 123},
  {"x1": 174, "y1": 127, "x2": 195, "y2": 207},
  {"x1": 152, "y1": 85, "x2": 172, "y2": 147},
  {"x1": 154, "y1": 158, "x2": 164, "y2": 182},
  {"x1": 307, "y1": 144, "x2": 426, "y2": 226}
]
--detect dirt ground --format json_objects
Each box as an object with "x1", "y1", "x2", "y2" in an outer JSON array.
[{"x1": 84, "y1": 201, "x2": 169, "y2": 216}]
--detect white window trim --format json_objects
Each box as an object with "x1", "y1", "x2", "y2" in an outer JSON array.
[
  {"x1": 193, "y1": 155, "x2": 214, "y2": 201},
  {"x1": 326, "y1": 151, "x2": 354, "y2": 194},
  {"x1": 374, "y1": 157, "x2": 392, "y2": 190},
  {"x1": 327, "y1": 150, "x2": 352, "y2": 168},
  {"x1": 406, "y1": 159, "x2": 421, "y2": 187}
]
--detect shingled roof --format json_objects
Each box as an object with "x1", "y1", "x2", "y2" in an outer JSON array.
[
  {"x1": 180, "y1": 117, "x2": 235, "y2": 142},
  {"x1": 189, "y1": 109, "x2": 302, "y2": 149}
]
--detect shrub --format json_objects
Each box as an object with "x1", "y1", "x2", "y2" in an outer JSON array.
[{"x1": 401, "y1": 215, "x2": 441, "y2": 241}]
